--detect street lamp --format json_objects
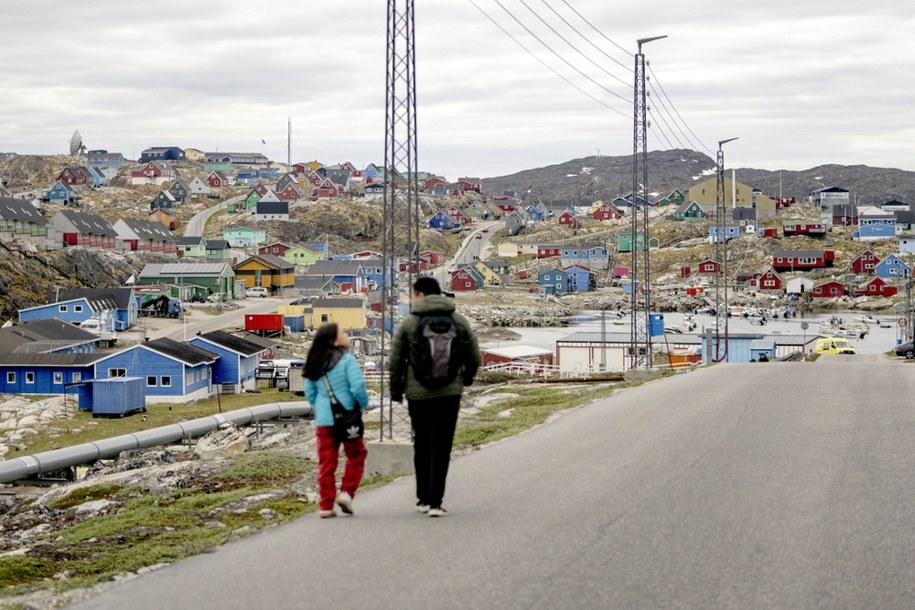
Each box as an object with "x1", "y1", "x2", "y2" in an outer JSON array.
[{"x1": 714, "y1": 137, "x2": 738, "y2": 363}]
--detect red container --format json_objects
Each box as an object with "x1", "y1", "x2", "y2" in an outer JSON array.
[{"x1": 245, "y1": 313, "x2": 284, "y2": 332}]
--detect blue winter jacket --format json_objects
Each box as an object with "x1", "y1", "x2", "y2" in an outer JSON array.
[{"x1": 305, "y1": 351, "x2": 369, "y2": 427}]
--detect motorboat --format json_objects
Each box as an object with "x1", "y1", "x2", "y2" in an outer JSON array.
[{"x1": 854, "y1": 314, "x2": 880, "y2": 325}]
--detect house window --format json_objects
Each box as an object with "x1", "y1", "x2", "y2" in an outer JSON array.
[
  {"x1": 108, "y1": 368, "x2": 126, "y2": 378},
  {"x1": 74, "y1": 305, "x2": 83, "y2": 313},
  {"x1": 25, "y1": 372, "x2": 35, "y2": 384},
  {"x1": 6, "y1": 372, "x2": 14, "y2": 384},
  {"x1": 161, "y1": 376, "x2": 172, "y2": 387},
  {"x1": 321, "y1": 314, "x2": 329, "y2": 323},
  {"x1": 72, "y1": 372, "x2": 81, "y2": 383},
  {"x1": 54, "y1": 372, "x2": 63, "y2": 384},
  {"x1": 147, "y1": 376, "x2": 157, "y2": 387},
  {"x1": 59, "y1": 305, "x2": 68, "y2": 313}
]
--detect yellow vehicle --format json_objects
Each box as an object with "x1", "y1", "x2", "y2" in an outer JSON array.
[{"x1": 814, "y1": 337, "x2": 856, "y2": 355}]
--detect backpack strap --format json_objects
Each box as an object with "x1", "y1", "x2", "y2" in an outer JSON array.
[{"x1": 321, "y1": 375, "x2": 337, "y2": 402}]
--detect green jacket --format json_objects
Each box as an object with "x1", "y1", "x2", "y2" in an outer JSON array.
[{"x1": 388, "y1": 294, "x2": 480, "y2": 401}]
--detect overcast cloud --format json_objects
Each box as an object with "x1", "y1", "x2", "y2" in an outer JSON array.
[{"x1": 1, "y1": 0, "x2": 913, "y2": 180}]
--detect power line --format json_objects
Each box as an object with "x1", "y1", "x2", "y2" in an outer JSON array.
[
  {"x1": 558, "y1": 0, "x2": 631, "y2": 57},
  {"x1": 516, "y1": 0, "x2": 631, "y2": 88},
  {"x1": 466, "y1": 0, "x2": 629, "y2": 118},
  {"x1": 487, "y1": 0, "x2": 632, "y2": 105}
]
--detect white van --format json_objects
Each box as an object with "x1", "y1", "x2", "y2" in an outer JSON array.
[{"x1": 246, "y1": 286, "x2": 269, "y2": 298}]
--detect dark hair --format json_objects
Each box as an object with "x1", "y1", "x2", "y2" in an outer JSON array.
[
  {"x1": 304, "y1": 323, "x2": 340, "y2": 381},
  {"x1": 413, "y1": 276, "x2": 441, "y2": 296}
]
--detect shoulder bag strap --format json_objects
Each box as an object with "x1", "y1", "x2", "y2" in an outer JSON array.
[{"x1": 321, "y1": 375, "x2": 337, "y2": 402}]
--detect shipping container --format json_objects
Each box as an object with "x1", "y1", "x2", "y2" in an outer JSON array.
[
  {"x1": 284, "y1": 314, "x2": 306, "y2": 333},
  {"x1": 245, "y1": 313, "x2": 284, "y2": 333},
  {"x1": 76, "y1": 377, "x2": 146, "y2": 417}
]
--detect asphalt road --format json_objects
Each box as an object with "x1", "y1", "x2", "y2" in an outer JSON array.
[{"x1": 69, "y1": 354, "x2": 915, "y2": 609}]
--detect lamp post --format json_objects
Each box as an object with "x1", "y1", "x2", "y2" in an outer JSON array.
[{"x1": 714, "y1": 137, "x2": 738, "y2": 363}]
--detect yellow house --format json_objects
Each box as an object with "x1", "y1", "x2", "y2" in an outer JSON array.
[
  {"x1": 232, "y1": 254, "x2": 295, "y2": 292},
  {"x1": 184, "y1": 148, "x2": 206, "y2": 162},
  {"x1": 310, "y1": 297, "x2": 366, "y2": 330},
  {"x1": 497, "y1": 242, "x2": 519, "y2": 258},
  {"x1": 472, "y1": 261, "x2": 502, "y2": 286},
  {"x1": 688, "y1": 177, "x2": 778, "y2": 219},
  {"x1": 283, "y1": 245, "x2": 323, "y2": 266}
]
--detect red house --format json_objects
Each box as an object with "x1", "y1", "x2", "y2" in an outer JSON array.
[
  {"x1": 854, "y1": 277, "x2": 898, "y2": 297},
  {"x1": 274, "y1": 183, "x2": 299, "y2": 201},
  {"x1": 57, "y1": 166, "x2": 90, "y2": 186},
  {"x1": 450, "y1": 268, "x2": 478, "y2": 292},
  {"x1": 696, "y1": 259, "x2": 720, "y2": 274},
  {"x1": 558, "y1": 211, "x2": 579, "y2": 229},
  {"x1": 310, "y1": 178, "x2": 340, "y2": 200},
  {"x1": 761, "y1": 227, "x2": 779, "y2": 239},
  {"x1": 812, "y1": 280, "x2": 845, "y2": 298},
  {"x1": 496, "y1": 202, "x2": 517, "y2": 213},
  {"x1": 258, "y1": 242, "x2": 292, "y2": 257},
  {"x1": 207, "y1": 171, "x2": 230, "y2": 188},
  {"x1": 851, "y1": 250, "x2": 879, "y2": 275},
  {"x1": 755, "y1": 269, "x2": 783, "y2": 291},
  {"x1": 783, "y1": 223, "x2": 826, "y2": 237},
  {"x1": 773, "y1": 248, "x2": 834, "y2": 272},
  {"x1": 420, "y1": 250, "x2": 445, "y2": 265},
  {"x1": 447, "y1": 207, "x2": 471, "y2": 225},
  {"x1": 592, "y1": 203, "x2": 622, "y2": 221},
  {"x1": 537, "y1": 245, "x2": 561, "y2": 259},
  {"x1": 424, "y1": 176, "x2": 447, "y2": 189}
]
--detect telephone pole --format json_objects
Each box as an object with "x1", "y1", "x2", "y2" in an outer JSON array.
[
  {"x1": 379, "y1": 0, "x2": 420, "y2": 440},
  {"x1": 628, "y1": 35, "x2": 665, "y2": 370},
  {"x1": 713, "y1": 137, "x2": 738, "y2": 362}
]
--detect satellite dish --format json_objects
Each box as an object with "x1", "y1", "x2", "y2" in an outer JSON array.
[{"x1": 69, "y1": 130, "x2": 86, "y2": 156}]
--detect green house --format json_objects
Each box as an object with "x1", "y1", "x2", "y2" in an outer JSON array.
[
  {"x1": 224, "y1": 226, "x2": 266, "y2": 248},
  {"x1": 243, "y1": 189, "x2": 262, "y2": 212},
  {"x1": 673, "y1": 200, "x2": 708, "y2": 221},
  {"x1": 204, "y1": 161, "x2": 232, "y2": 172},
  {"x1": 667, "y1": 188, "x2": 686, "y2": 205},
  {"x1": 177, "y1": 236, "x2": 207, "y2": 258},
  {"x1": 617, "y1": 232, "x2": 645, "y2": 253},
  {"x1": 283, "y1": 245, "x2": 324, "y2": 266},
  {"x1": 138, "y1": 262, "x2": 237, "y2": 299}
]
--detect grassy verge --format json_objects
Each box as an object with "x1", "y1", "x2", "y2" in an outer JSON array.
[{"x1": 20, "y1": 389, "x2": 290, "y2": 455}]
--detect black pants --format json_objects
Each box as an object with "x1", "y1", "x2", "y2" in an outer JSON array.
[{"x1": 408, "y1": 395, "x2": 461, "y2": 509}]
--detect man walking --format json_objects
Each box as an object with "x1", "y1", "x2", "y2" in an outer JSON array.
[{"x1": 389, "y1": 277, "x2": 480, "y2": 517}]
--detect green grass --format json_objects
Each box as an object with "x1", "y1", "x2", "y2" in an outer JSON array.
[
  {"x1": 216, "y1": 451, "x2": 311, "y2": 487},
  {"x1": 20, "y1": 389, "x2": 290, "y2": 454},
  {"x1": 454, "y1": 384, "x2": 617, "y2": 449}
]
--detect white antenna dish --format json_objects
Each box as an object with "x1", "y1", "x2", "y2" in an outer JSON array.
[{"x1": 69, "y1": 130, "x2": 86, "y2": 156}]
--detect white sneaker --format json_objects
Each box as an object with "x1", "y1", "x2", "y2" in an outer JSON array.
[
  {"x1": 415, "y1": 503, "x2": 431, "y2": 514},
  {"x1": 428, "y1": 507, "x2": 447, "y2": 518},
  {"x1": 319, "y1": 509, "x2": 337, "y2": 519},
  {"x1": 336, "y1": 492, "x2": 354, "y2": 515}
]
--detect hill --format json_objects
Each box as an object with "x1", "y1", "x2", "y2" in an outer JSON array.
[{"x1": 480, "y1": 149, "x2": 915, "y2": 206}]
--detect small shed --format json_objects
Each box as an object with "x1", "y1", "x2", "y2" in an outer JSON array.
[{"x1": 75, "y1": 377, "x2": 146, "y2": 417}]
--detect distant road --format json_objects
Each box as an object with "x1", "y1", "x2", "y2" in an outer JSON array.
[
  {"x1": 183, "y1": 193, "x2": 244, "y2": 237},
  {"x1": 432, "y1": 220, "x2": 503, "y2": 285},
  {"x1": 71, "y1": 354, "x2": 915, "y2": 609}
]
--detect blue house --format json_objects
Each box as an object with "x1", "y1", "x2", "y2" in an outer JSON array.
[
  {"x1": 93, "y1": 337, "x2": 217, "y2": 403},
  {"x1": 0, "y1": 319, "x2": 102, "y2": 395},
  {"x1": 363, "y1": 164, "x2": 383, "y2": 182},
  {"x1": 562, "y1": 265, "x2": 592, "y2": 292},
  {"x1": 20, "y1": 288, "x2": 138, "y2": 331},
  {"x1": 875, "y1": 254, "x2": 911, "y2": 279},
  {"x1": 305, "y1": 260, "x2": 370, "y2": 292},
  {"x1": 538, "y1": 269, "x2": 571, "y2": 295},
  {"x1": 188, "y1": 330, "x2": 272, "y2": 394},
  {"x1": 139, "y1": 147, "x2": 185, "y2": 163},
  {"x1": 709, "y1": 225, "x2": 742, "y2": 243},
  {"x1": 854, "y1": 207, "x2": 897, "y2": 241},
  {"x1": 87, "y1": 166, "x2": 108, "y2": 187},
  {"x1": 701, "y1": 333, "x2": 765, "y2": 365},
  {"x1": 526, "y1": 205, "x2": 546, "y2": 221},
  {"x1": 44, "y1": 180, "x2": 78, "y2": 204},
  {"x1": 428, "y1": 211, "x2": 460, "y2": 231}
]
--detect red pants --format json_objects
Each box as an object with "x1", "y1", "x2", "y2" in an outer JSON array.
[{"x1": 315, "y1": 426, "x2": 368, "y2": 511}]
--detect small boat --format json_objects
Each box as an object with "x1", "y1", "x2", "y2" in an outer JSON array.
[{"x1": 854, "y1": 314, "x2": 880, "y2": 325}]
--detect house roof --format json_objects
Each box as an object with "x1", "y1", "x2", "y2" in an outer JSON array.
[
  {"x1": 124, "y1": 219, "x2": 176, "y2": 242},
  {"x1": 195, "y1": 330, "x2": 270, "y2": 356},
  {"x1": 256, "y1": 200, "x2": 289, "y2": 215},
  {"x1": 205, "y1": 239, "x2": 229, "y2": 251},
  {"x1": 0, "y1": 352, "x2": 102, "y2": 366},
  {"x1": 57, "y1": 210, "x2": 117, "y2": 237},
  {"x1": 140, "y1": 262, "x2": 233, "y2": 277},
  {"x1": 54, "y1": 287, "x2": 135, "y2": 310},
  {"x1": 143, "y1": 337, "x2": 218, "y2": 365},
  {"x1": 0, "y1": 318, "x2": 99, "y2": 354},
  {"x1": 177, "y1": 235, "x2": 206, "y2": 246},
  {"x1": 481, "y1": 345, "x2": 553, "y2": 359},
  {"x1": 294, "y1": 275, "x2": 334, "y2": 290},
  {"x1": 311, "y1": 298, "x2": 364, "y2": 309},
  {"x1": 0, "y1": 197, "x2": 47, "y2": 224},
  {"x1": 306, "y1": 260, "x2": 364, "y2": 275}
]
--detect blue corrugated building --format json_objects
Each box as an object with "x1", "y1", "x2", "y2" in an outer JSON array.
[{"x1": 188, "y1": 330, "x2": 271, "y2": 394}]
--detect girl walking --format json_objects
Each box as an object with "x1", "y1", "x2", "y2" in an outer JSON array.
[{"x1": 304, "y1": 323, "x2": 369, "y2": 518}]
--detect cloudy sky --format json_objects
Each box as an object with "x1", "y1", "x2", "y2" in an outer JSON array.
[{"x1": 2, "y1": 1, "x2": 913, "y2": 180}]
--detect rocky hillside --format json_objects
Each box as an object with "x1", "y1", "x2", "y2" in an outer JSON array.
[{"x1": 481, "y1": 149, "x2": 915, "y2": 206}]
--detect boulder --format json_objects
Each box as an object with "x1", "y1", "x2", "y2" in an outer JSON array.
[{"x1": 194, "y1": 423, "x2": 250, "y2": 461}]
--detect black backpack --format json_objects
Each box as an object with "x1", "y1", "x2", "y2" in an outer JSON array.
[{"x1": 411, "y1": 313, "x2": 465, "y2": 390}]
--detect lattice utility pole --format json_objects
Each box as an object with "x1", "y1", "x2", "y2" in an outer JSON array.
[
  {"x1": 713, "y1": 137, "x2": 738, "y2": 363},
  {"x1": 628, "y1": 35, "x2": 665, "y2": 370},
  {"x1": 379, "y1": 0, "x2": 420, "y2": 440}
]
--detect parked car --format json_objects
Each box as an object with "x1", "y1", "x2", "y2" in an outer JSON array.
[
  {"x1": 894, "y1": 340, "x2": 914, "y2": 359},
  {"x1": 246, "y1": 286, "x2": 269, "y2": 298}
]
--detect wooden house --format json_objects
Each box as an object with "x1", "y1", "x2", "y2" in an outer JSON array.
[
  {"x1": 811, "y1": 280, "x2": 845, "y2": 299},
  {"x1": 57, "y1": 166, "x2": 91, "y2": 186},
  {"x1": 850, "y1": 250, "x2": 879, "y2": 275},
  {"x1": 207, "y1": 171, "x2": 231, "y2": 189},
  {"x1": 538, "y1": 269, "x2": 571, "y2": 295},
  {"x1": 558, "y1": 211, "x2": 579, "y2": 229},
  {"x1": 562, "y1": 265, "x2": 592, "y2": 292},
  {"x1": 177, "y1": 236, "x2": 207, "y2": 258},
  {"x1": 258, "y1": 242, "x2": 292, "y2": 258},
  {"x1": 224, "y1": 226, "x2": 266, "y2": 248},
  {"x1": 188, "y1": 177, "x2": 212, "y2": 199},
  {"x1": 233, "y1": 254, "x2": 295, "y2": 292},
  {"x1": 113, "y1": 218, "x2": 176, "y2": 254},
  {"x1": 854, "y1": 206, "x2": 897, "y2": 241},
  {"x1": 147, "y1": 208, "x2": 178, "y2": 231},
  {"x1": 875, "y1": 254, "x2": 910, "y2": 279},
  {"x1": 450, "y1": 268, "x2": 479, "y2": 292},
  {"x1": 537, "y1": 244, "x2": 561, "y2": 259},
  {"x1": 310, "y1": 177, "x2": 340, "y2": 199},
  {"x1": 188, "y1": 330, "x2": 272, "y2": 394},
  {"x1": 673, "y1": 200, "x2": 707, "y2": 220},
  {"x1": 0, "y1": 197, "x2": 54, "y2": 249},
  {"x1": 283, "y1": 245, "x2": 323, "y2": 266},
  {"x1": 592, "y1": 202, "x2": 623, "y2": 221},
  {"x1": 51, "y1": 210, "x2": 117, "y2": 248},
  {"x1": 854, "y1": 277, "x2": 897, "y2": 297},
  {"x1": 255, "y1": 200, "x2": 290, "y2": 221},
  {"x1": 428, "y1": 211, "x2": 460, "y2": 231},
  {"x1": 772, "y1": 248, "x2": 834, "y2": 272},
  {"x1": 754, "y1": 269, "x2": 783, "y2": 291},
  {"x1": 167, "y1": 179, "x2": 191, "y2": 203},
  {"x1": 130, "y1": 161, "x2": 175, "y2": 186},
  {"x1": 149, "y1": 190, "x2": 178, "y2": 211},
  {"x1": 138, "y1": 262, "x2": 237, "y2": 299},
  {"x1": 696, "y1": 259, "x2": 720, "y2": 274},
  {"x1": 310, "y1": 298, "x2": 366, "y2": 330},
  {"x1": 44, "y1": 180, "x2": 79, "y2": 205},
  {"x1": 783, "y1": 223, "x2": 826, "y2": 238},
  {"x1": 505, "y1": 211, "x2": 526, "y2": 236}
]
